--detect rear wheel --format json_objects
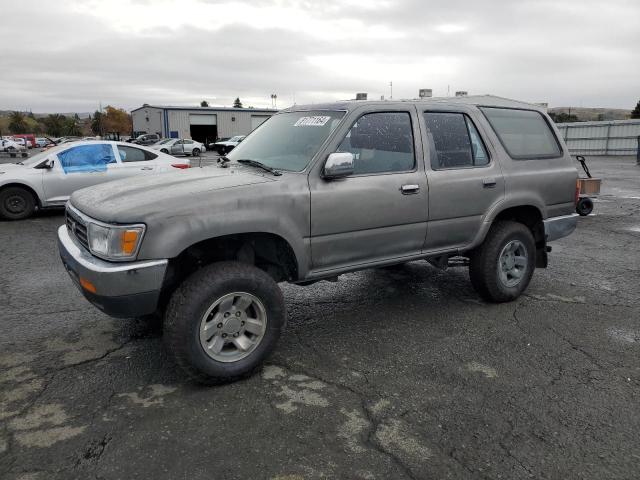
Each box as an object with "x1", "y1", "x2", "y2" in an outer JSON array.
[
  {"x1": 163, "y1": 261, "x2": 285, "y2": 384},
  {"x1": 193, "y1": 148, "x2": 201, "y2": 157},
  {"x1": 469, "y1": 221, "x2": 535, "y2": 302},
  {"x1": 0, "y1": 186, "x2": 36, "y2": 220}
]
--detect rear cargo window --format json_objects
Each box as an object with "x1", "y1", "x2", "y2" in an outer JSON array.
[{"x1": 480, "y1": 107, "x2": 561, "y2": 159}]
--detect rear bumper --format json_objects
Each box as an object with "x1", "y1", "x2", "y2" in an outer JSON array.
[
  {"x1": 57, "y1": 225, "x2": 168, "y2": 318},
  {"x1": 544, "y1": 213, "x2": 579, "y2": 242}
]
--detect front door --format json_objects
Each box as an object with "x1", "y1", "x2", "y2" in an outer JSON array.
[
  {"x1": 420, "y1": 110, "x2": 505, "y2": 250},
  {"x1": 309, "y1": 109, "x2": 428, "y2": 272},
  {"x1": 170, "y1": 140, "x2": 185, "y2": 156},
  {"x1": 42, "y1": 143, "x2": 117, "y2": 205}
]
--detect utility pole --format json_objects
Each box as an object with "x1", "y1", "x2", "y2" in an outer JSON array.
[{"x1": 389, "y1": 81, "x2": 393, "y2": 100}]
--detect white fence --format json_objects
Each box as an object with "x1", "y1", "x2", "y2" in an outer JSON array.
[{"x1": 555, "y1": 119, "x2": 640, "y2": 156}]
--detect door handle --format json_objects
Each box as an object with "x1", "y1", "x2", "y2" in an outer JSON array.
[
  {"x1": 140, "y1": 167, "x2": 154, "y2": 170},
  {"x1": 400, "y1": 184, "x2": 420, "y2": 194},
  {"x1": 482, "y1": 177, "x2": 497, "y2": 188}
]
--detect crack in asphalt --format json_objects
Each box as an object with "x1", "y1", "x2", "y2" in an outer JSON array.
[{"x1": 273, "y1": 358, "x2": 420, "y2": 479}]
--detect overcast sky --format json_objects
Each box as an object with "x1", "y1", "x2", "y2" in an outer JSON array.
[{"x1": 1, "y1": 0, "x2": 638, "y2": 112}]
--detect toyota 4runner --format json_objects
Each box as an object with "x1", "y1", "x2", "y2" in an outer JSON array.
[{"x1": 58, "y1": 95, "x2": 579, "y2": 384}]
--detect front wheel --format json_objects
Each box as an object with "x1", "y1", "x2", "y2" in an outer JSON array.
[
  {"x1": 163, "y1": 261, "x2": 286, "y2": 384},
  {"x1": 469, "y1": 221, "x2": 535, "y2": 303},
  {"x1": 0, "y1": 186, "x2": 36, "y2": 220}
]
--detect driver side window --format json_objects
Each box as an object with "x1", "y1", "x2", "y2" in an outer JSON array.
[{"x1": 337, "y1": 112, "x2": 415, "y2": 175}]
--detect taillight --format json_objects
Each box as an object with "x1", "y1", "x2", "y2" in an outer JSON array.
[
  {"x1": 575, "y1": 179, "x2": 580, "y2": 205},
  {"x1": 171, "y1": 163, "x2": 190, "y2": 169}
]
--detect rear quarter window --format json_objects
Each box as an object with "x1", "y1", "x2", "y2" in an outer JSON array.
[{"x1": 480, "y1": 107, "x2": 562, "y2": 159}]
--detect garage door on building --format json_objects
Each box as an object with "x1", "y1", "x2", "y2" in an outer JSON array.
[
  {"x1": 251, "y1": 115, "x2": 271, "y2": 131},
  {"x1": 189, "y1": 114, "x2": 217, "y2": 145},
  {"x1": 189, "y1": 114, "x2": 217, "y2": 125}
]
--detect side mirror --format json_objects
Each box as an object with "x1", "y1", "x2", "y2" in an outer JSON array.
[
  {"x1": 323, "y1": 152, "x2": 354, "y2": 179},
  {"x1": 38, "y1": 159, "x2": 54, "y2": 169}
]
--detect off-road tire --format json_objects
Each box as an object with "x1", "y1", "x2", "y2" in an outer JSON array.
[
  {"x1": 576, "y1": 197, "x2": 593, "y2": 216},
  {"x1": 469, "y1": 221, "x2": 535, "y2": 303},
  {"x1": 163, "y1": 261, "x2": 285, "y2": 384},
  {"x1": 0, "y1": 186, "x2": 36, "y2": 220}
]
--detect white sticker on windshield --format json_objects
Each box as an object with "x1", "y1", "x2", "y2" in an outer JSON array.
[{"x1": 294, "y1": 116, "x2": 331, "y2": 127}]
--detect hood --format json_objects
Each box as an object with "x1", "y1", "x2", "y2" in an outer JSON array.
[
  {"x1": 0, "y1": 163, "x2": 28, "y2": 174},
  {"x1": 70, "y1": 166, "x2": 275, "y2": 223}
]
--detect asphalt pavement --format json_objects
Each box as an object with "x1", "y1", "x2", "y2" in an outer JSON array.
[{"x1": 1, "y1": 156, "x2": 639, "y2": 479}]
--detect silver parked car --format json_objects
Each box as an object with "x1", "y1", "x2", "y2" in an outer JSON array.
[
  {"x1": 0, "y1": 141, "x2": 190, "y2": 220},
  {"x1": 150, "y1": 138, "x2": 205, "y2": 156}
]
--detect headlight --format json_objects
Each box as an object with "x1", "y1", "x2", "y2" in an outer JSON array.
[{"x1": 87, "y1": 223, "x2": 145, "y2": 260}]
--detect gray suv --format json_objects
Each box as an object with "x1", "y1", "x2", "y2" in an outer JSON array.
[{"x1": 58, "y1": 96, "x2": 579, "y2": 384}]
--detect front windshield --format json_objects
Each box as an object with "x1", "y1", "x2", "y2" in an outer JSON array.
[
  {"x1": 229, "y1": 136, "x2": 243, "y2": 142},
  {"x1": 227, "y1": 110, "x2": 345, "y2": 171}
]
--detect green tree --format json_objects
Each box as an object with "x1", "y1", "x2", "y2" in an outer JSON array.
[
  {"x1": 549, "y1": 112, "x2": 579, "y2": 123},
  {"x1": 200, "y1": 100, "x2": 209, "y2": 107},
  {"x1": 91, "y1": 110, "x2": 104, "y2": 135},
  {"x1": 64, "y1": 114, "x2": 82, "y2": 136},
  {"x1": 44, "y1": 114, "x2": 66, "y2": 137},
  {"x1": 631, "y1": 100, "x2": 640, "y2": 119},
  {"x1": 233, "y1": 97, "x2": 243, "y2": 108},
  {"x1": 8, "y1": 111, "x2": 28, "y2": 133}
]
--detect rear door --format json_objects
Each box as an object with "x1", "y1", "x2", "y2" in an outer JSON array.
[
  {"x1": 111, "y1": 144, "x2": 158, "y2": 179},
  {"x1": 420, "y1": 109, "x2": 505, "y2": 250},
  {"x1": 42, "y1": 143, "x2": 117, "y2": 205}
]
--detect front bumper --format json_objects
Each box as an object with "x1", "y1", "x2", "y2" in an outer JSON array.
[
  {"x1": 543, "y1": 213, "x2": 579, "y2": 242},
  {"x1": 57, "y1": 225, "x2": 168, "y2": 318}
]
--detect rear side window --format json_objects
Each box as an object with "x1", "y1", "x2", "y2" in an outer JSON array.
[
  {"x1": 481, "y1": 107, "x2": 561, "y2": 159},
  {"x1": 337, "y1": 112, "x2": 415, "y2": 175},
  {"x1": 424, "y1": 112, "x2": 489, "y2": 169},
  {"x1": 117, "y1": 145, "x2": 157, "y2": 162}
]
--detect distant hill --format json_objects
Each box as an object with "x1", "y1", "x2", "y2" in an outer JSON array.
[
  {"x1": 548, "y1": 107, "x2": 631, "y2": 122},
  {"x1": 0, "y1": 110, "x2": 92, "y2": 119}
]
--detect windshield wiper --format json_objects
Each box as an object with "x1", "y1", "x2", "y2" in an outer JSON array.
[
  {"x1": 237, "y1": 159, "x2": 282, "y2": 176},
  {"x1": 217, "y1": 155, "x2": 231, "y2": 168}
]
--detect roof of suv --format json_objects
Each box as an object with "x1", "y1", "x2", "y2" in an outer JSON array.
[{"x1": 282, "y1": 95, "x2": 545, "y2": 113}]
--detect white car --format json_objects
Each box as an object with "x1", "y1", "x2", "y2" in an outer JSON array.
[
  {"x1": 209, "y1": 135, "x2": 245, "y2": 154},
  {"x1": 13, "y1": 138, "x2": 33, "y2": 149},
  {"x1": 35, "y1": 137, "x2": 50, "y2": 148},
  {"x1": 150, "y1": 138, "x2": 205, "y2": 156},
  {"x1": 1, "y1": 138, "x2": 25, "y2": 152},
  {"x1": 0, "y1": 141, "x2": 191, "y2": 220}
]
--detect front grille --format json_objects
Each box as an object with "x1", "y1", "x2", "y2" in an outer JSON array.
[{"x1": 66, "y1": 208, "x2": 89, "y2": 251}]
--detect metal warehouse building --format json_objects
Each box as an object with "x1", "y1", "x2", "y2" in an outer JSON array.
[{"x1": 131, "y1": 105, "x2": 277, "y2": 146}]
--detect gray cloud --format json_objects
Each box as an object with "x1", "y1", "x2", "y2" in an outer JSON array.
[{"x1": 0, "y1": 0, "x2": 638, "y2": 112}]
